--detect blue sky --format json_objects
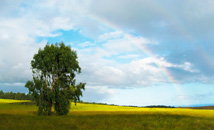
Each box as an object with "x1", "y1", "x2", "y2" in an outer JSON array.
[{"x1": 0, "y1": 0, "x2": 214, "y2": 106}]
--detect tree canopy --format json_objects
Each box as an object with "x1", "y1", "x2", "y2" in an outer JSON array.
[{"x1": 25, "y1": 42, "x2": 85, "y2": 115}]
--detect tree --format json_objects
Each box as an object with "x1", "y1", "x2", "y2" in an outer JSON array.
[
  {"x1": 0, "y1": 90, "x2": 4, "y2": 99},
  {"x1": 25, "y1": 42, "x2": 85, "y2": 115}
]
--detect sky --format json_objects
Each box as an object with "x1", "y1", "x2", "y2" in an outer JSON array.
[{"x1": 0, "y1": 0, "x2": 214, "y2": 107}]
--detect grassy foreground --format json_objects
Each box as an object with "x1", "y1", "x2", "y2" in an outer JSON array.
[{"x1": 0, "y1": 99, "x2": 214, "y2": 129}]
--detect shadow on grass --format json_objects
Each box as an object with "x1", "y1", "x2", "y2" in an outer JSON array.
[{"x1": 11, "y1": 102, "x2": 36, "y2": 105}]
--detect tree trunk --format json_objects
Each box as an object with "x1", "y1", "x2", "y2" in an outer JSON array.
[{"x1": 48, "y1": 102, "x2": 52, "y2": 115}]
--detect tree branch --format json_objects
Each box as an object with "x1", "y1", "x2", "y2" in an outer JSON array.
[{"x1": 51, "y1": 72, "x2": 67, "y2": 91}]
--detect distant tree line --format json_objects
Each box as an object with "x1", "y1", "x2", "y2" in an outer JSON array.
[
  {"x1": 146, "y1": 105, "x2": 175, "y2": 108},
  {"x1": 0, "y1": 90, "x2": 33, "y2": 100}
]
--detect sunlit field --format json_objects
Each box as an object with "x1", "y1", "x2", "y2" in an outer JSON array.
[
  {"x1": 0, "y1": 99, "x2": 30, "y2": 103},
  {"x1": 0, "y1": 99, "x2": 214, "y2": 129}
]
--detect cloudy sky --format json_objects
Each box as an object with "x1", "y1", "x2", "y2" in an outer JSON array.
[{"x1": 1, "y1": 0, "x2": 214, "y2": 106}]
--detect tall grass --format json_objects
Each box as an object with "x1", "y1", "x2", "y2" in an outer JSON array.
[{"x1": 0, "y1": 99, "x2": 214, "y2": 129}]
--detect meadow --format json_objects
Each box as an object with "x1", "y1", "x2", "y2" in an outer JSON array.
[{"x1": 0, "y1": 99, "x2": 214, "y2": 129}]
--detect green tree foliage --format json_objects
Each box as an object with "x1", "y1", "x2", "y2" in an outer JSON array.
[
  {"x1": 0, "y1": 90, "x2": 4, "y2": 99},
  {"x1": 25, "y1": 42, "x2": 85, "y2": 115}
]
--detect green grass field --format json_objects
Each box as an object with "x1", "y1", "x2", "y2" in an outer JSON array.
[{"x1": 0, "y1": 99, "x2": 214, "y2": 129}]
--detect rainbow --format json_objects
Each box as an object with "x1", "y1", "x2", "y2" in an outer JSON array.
[{"x1": 87, "y1": 5, "x2": 193, "y2": 105}]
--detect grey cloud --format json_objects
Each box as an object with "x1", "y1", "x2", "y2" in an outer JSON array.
[
  {"x1": 88, "y1": 0, "x2": 214, "y2": 83},
  {"x1": 89, "y1": 0, "x2": 214, "y2": 41},
  {"x1": 1, "y1": 0, "x2": 214, "y2": 89},
  {"x1": 0, "y1": 0, "x2": 24, "y2": 16}
]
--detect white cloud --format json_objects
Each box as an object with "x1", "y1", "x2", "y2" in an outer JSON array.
[
  {"x1": 86, "y1": 86, "x2": 115, "y2": 95},
  {"x1": 81, "y1": 85, "x2": 115, "y2": 102},
  {"x1": 0, "y1": 0, "x2": 92, "y2": 83},
  {"x1": 179, "y1": 62, "x2": 199, "y2": 73},
  {"x1": 96, "y1": 31, "x2": 156, "y2": 58},
  {"x1": 75, "y1": 30, "x2": 202, "y2": 88},
  {"x1": 3, "y1": 82, "x2": 25, "y2": 86},
  {"x1": 78, "y1": 41, "x2": 96, "y2": 47},
  {"x1": 0, "y1": 17, "x2": 47, "y2": 82},
  {"x1": 0, "y1": 0, "x2": 210, "y2": 106},
  {"x1": 98, "y1": 31, "x2": 123, "y2": 41},
  {"x1": 118, "y1": 54, "x2": 139, "y2": 59}
]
